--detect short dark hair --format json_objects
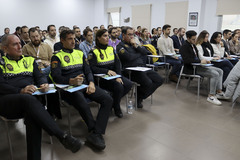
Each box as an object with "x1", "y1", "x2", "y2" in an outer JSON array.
[
  {"x1": 173, "y1": 28, "x2": 177, "y2": 32},
  {"x1": 186, "y1": 30, "x2": 197, "y2": 39},
  {"x1": 21, "y1": 26, "x2": 28, "y2": 33},
  {"x1": 233, "y1": 29, "x2": 240, "y2": 34},
  {"x1": 28, "y1": 27, "x2": 40, "y2": 36},
  {"x1": 223, "y1": 29, "x2": 231, "y2": 35},
  {"x1": 178, "y1": 27, "x2": 185, "y2": 33},
  {"x1": 162, "y1": 24, "x2": 171, "y2": 31},
  {"x1": 121, "y1": 26, "x2": 132, "y2": 35},
  {"x1": 60, "y1": 30, "x2": 75, "y2": 40},
  {"x1": 107, "y1": 25, "x2": 113, "y2": 29},
  {"x1": 4, "y1": 27, "x2": 9, "y2": 31},
  {"x1": 47, "y1": 25, "x2": 55, "y2": 32},
  {"x1": 83, "y1": 28, "x2": 93, "y2": 37},
  {"x1": 210, "y1": 32, "x2": 222, "y2": 44},
  {"x1": 74, "y1": 27, "x2": 80, "y2": 31},
  {"x1": 108, "y1": 27, "x2": 117, "y2": 34},
  {"x1": 93, "y1": 26, "x2": 98, "y2": 30},
  {"x1": 15, "y1": 26, "x2": 21, "y2": 32},
  {"x1": 137, "y1": 26, "x2": 141, "y2": 29}
]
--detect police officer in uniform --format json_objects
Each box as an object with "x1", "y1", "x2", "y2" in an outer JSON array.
[
  {"x1": 0, "y1": 35, "x2": 82, "y2": 160},
  {"x1": 116, "y1": 27, "x2": 163, "y2": 108},
  {"x1": 50, "y1": 30, "x2": 112, "y2": 150},
  {"x1": 88, "y1": 29, "x2": 132, "y2": 118}
]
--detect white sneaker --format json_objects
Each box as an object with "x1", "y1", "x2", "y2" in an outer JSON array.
[
  {"x1": 207, "y1": 96, "x2": 222, "y2": 105},
  {"x1": 216, "y1": 92, "x2": 231, "y2": 100}
]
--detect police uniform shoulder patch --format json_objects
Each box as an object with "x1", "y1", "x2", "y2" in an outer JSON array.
[
  {"x1": 6, "y1": 64, "x2": 13, "y2": 71},
  {"x1": 51, "y1": 61, "x2": 58, "y2": 69},
  {"x1": 124, "y1": 44, "x2": 129, "y2": 48},
  {"x1": 119, "y1": 48, "x2": 125, "y2": 54},
  {"x1": 64, "y1": 56, "x2": 70, "y2": 63}
]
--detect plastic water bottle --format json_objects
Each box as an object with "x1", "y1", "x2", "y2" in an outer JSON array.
[{"x1": 127, "y1": 100, "x2": 133, "y2": 114}]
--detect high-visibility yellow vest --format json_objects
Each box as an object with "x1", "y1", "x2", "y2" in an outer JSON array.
[
  {"x1": 55, "y1": 49, "x2": 84, "y2": 70},
  {"x1": 0, "y1": 55, "x2": 34, "y2": 77},
  {"x1": 92, "y1": 46, "x2": 115, "y2": 66}
]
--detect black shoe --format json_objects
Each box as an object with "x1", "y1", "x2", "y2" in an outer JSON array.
[
  {"x1": 137, "y1": 98, "x2": 143, "y2": 108},
  {"x1": 114, "y1": 109, "x2": 123, "y2": 118},
  {"x1": 60, "y1": 133, "x2": 83, "y2": 153},
  {"x1": 86, "y1": 132, "x2": 106, "y2": 150}
]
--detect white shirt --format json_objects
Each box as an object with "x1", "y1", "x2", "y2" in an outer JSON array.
[
  {"x1": 211, "y1": 43, "x2": 225, "y2": 58},
  {"x1": 44, "y1": 35, "x2": 60, "y2": 51},
  {"x1": 196, "y1": 44, "x2": 213, "y2": 61}
]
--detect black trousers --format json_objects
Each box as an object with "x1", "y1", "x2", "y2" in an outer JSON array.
[
  {"x1": 125, "y1": 70, "x2": 163, "y2": 100},
  {"x1": 0, "y1": 94, "x2": 64, "y2": 160},
  {"x1": 99, "y1": 76, "x2": 133, "y2": 111},
  {"x1": 61, "y1": 86, "x2": 113, "y2": 134}
]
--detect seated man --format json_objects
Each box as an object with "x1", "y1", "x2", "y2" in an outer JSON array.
[
  {"x1": 44, "y1": 25, "x2": 60, "y2": 51},
  {"x1": 79, "y1": 28, "x2": 95, "y2": 57},
  {"x1": 171, "y1": 27, "x2": 185, "y2": 53},
  {"x1": 108, "y1": 27, "x2": 120, "y2": 50},
  {"x1": 116, "y1": 27, "x2": 163, "y2": 108},
  {"x1": 180, "y1": 30, "x2": 228, "y2": 105},
  {"x1": 50, "y1": 30, "x2": 112, "y2": 151},
  {"x1": 20, "y1": 26, "x2": 31, "y2": 47},
  {"x1": 74, "y1": 27, "x2": 85, "y2": 46},
  {"x1": 22, "y1": 27, "x2": 53, "y2": 76},
  {"x1": 0, "y1": 34, "x2": 82, "y2": 160},
  {"x1": 157, "y1": 24, "x2": 182, "y2": 82}
]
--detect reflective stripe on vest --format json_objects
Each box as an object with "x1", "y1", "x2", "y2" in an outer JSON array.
[
  {"x1": 55, "y1": 49, "x2": 84, "y2": 70},
  {"x1": 93, "y1": 46, "x2": 115, "y2": 66},
  {"x1": 0, "y1": 55, "x2": 34, "y2": 77}
]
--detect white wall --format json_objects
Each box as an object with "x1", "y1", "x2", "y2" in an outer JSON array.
[
  {"x1": 106, "y1": 0, "x2": 222, "y2": 35},
  {"x1": 0, "y1": 0, "x2": 95, "y2": 35}
]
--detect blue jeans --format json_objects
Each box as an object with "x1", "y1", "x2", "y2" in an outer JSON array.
[{"x1": 161, "y1": 56, "x2": 183, "y2": 76}]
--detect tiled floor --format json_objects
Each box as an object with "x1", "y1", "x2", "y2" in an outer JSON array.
[{"x1": 1, "y1": 77, "x2": 240, "y2": 160}]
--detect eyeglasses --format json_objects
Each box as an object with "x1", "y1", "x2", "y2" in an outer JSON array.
[{"x1": 127, "y1": 33, "x2": 134, "y2": 36}]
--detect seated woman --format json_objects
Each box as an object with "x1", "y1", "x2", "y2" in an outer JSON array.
[
  {"x1": 224, "y1": 61, "x2": 240, "y2": 103},
  {"x1": 196, "y1": 30, "x2": 233, "y2": 82},
  {"x1": 229, "y1": 33, "x2": 240, "y2": 55},
  {"x1": 88, "y1": 29, "x2": 133, "y2": 118},
  {"x1": 210, "y1": 31, "x2": 238, "y2": 66},
  {"x1": 139, "y1": 28, "x2": 151, "y2": 45},
  {"x1": 180, "y1": 30, "x2": 228, "y2": 105}
]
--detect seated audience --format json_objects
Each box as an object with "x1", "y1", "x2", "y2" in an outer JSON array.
[
  {"x1": 210, "y1": 31, "x2": 238, "y2": 66},
  {"x1": 180, "y1": 30, "x2": 228, "y2": 105},
  {"x1": 88, "y1": 29, "x2": 132, "y2": 118},
  {"x1": 139, "y1": 28, "x2": 151, "y2": 45},
  {"x1": 151, "y1": 28, "x2": 158, "y2": 49},
  {"x1": 172, "y1": 28, "x2": 178, "y2": 36},
  {"x1": 50, "y1": 30, "x2": 112, "y2": 151},
  {"x1": 135, "y1": 26, "x2": 141, "y2": 37},
  {"x1": 116, "y1": 27, "x2": 163, "y2": 108},
  {"x1": 223, "y1": 61, "x2": 240, "y2": 102},
  {"x1": 79, "y1": 28, "x2": 95, "y2": 57},
  {"x1": 196, "y1": 30, "x2": 233, "y2": 82},
  {"x1": 100, "y1": 25, "x2": 105, "y2": 29},
  {"x1": 222, "y1": 29, "x2": 232, "y2": 55},
  {"x1": 93, "y1": 26, "x2": 98, "y2": 41},
  {"x1": 108, "y1": 27, "x2": 120, "y2": 50},
  {"x1": 13, "y1": 26, "x2": 21, "y2": 38},
  {"x1": 22, "y1": 27, "x2": 53, "y2": 76},
  {"x1": 0, "y1": 27, "x2": 10, "y2": 41},
  {"x1": 74, "y1": 27, "x2": 85, "y2": 46},
  {"x1": 171, "y1": 27, "x2": 185, "y2": 53},
  {"x1": 44, "y1": 24, "x2": 60, "y2": 51},
  {"x1": 157, "y1": 24, "x2": 182, "y2": 82},
  {"x1": 0, "y1": 34, "x2": 82, "y2": 160},
  {"x1": 20, "y1": 26, "x2": 30, "y2": 47},
  {"x1": 229, "y1": 33, "x2": 240, "y2": 55}
]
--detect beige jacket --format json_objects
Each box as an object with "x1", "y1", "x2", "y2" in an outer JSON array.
[{"x1": 22, "y1": 42, "x2": 53, "y2": 68}]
